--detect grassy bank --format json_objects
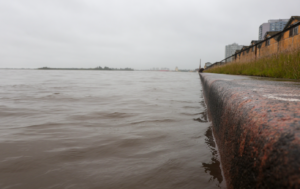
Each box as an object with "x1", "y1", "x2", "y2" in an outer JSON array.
[{"x1": 205, "y1": 48, "x2": 300, "y2": 79}]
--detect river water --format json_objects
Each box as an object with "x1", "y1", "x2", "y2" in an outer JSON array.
[{"x1": 0, "y1": 70, "x2": 224, "y2": 189}]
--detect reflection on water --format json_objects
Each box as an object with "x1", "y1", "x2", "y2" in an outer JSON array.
[
  {"x1": 195, "y1": 103, "x2": 224, "y2": 188},
  {"x1": 202, "y1": 126, "x2": 223, "y2": 184},
  {"x1": 0, "y1": 70, "x2": 224, "y2": 189}
]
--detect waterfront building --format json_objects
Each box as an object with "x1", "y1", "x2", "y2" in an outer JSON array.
[
  {"x1": 233, "y1": 16, "x2": 300, "y2": 64},
  {"x1": 258, "y1": 19, "x2": 289, "y2": 40},
  {"x1": 225, "y1": 43, "x2": 243, "y2": 62},
  {"x1": 204, "y1": 62, "x2": 212, "y2": 69},
  {"x1": 175, "y1": 67, "x2": 178, "y2": 72}
]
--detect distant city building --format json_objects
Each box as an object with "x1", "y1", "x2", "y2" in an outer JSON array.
[
  {"x1": 225, "y1": 43, "x2": 243, "y2": 62},
  {"x1": 160, "y1": 67, "x2": 169, "y2": 71},
  {"x1": 258, "y1": 19, "x2": 289, "y2": 40},
  {"x1": 204, "y1": 62, "x2": 212, "y2": 69},
  {"x1": 175, "y1": 67, "x2": 178, "y2": 72},
  {"x1": 259, "y1": 23, "x2": 270, "y2": 41}
]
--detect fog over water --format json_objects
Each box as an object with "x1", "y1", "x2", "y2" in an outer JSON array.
[{"x1": 0, "y1": 70, "x2": 224, "y2": 189}]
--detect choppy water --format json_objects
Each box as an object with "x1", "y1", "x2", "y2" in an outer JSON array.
[{"x1": 0, "y1": 70, "x2": 224, "y2": 189}]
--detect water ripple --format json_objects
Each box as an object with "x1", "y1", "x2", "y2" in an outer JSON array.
[{"x1": 0, "y1": 70, "x2": 224, "y2": 189}]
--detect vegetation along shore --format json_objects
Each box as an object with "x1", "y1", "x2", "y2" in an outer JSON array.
[{"x1": 205, "y1": 47, "x2": 300, "y2": 80}]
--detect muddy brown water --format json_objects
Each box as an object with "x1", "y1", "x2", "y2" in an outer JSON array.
[{"x1": 0, "y1": 70, "x2": 224, "y2": 189}]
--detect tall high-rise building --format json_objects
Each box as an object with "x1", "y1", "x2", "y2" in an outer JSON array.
[
  {"x1": 225, "y1": 43, "x2": 243, "y2": 62},
  {"x1": 258, "y1": 19, "x2": 289, "y2": 40},
  {"x1": 259, "y1": 23, "x2": 270, "y2": 41}
]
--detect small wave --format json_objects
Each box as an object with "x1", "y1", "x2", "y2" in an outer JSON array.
[
  {"x1": 0, "y1": 107, "x2": 36, "y2": 117},
  {"x1": 131, "y1": 119, "x2": 175, "y2": 125},
  {"x1": 183, "y1": 106, "x2": 200, "y2": 109},
  {"x1": 26, "y1": 122, "x2": 62, "y2": 128},
  {"x1": 70, "y1": 112, "x2": 135, "y2": 120},
  {"x1": 180, "y1": 112, "x2": 205, "y2": 116}
]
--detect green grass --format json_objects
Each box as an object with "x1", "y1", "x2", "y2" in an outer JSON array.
[{"x1": 204, "y1": 48, "x2": 300, "y2": 79}]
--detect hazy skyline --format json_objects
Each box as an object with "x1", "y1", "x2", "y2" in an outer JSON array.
[{"x1": 0, "y1": 0, "x2": 299, "y2": 69}]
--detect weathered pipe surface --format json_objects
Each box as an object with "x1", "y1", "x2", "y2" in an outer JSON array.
[{"x1": 200, "y1": 73, "x2": 300, "y2": 189}]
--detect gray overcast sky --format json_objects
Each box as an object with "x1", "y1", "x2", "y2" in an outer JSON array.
[{"x1": 0, "y1": 0, "x2": 299, "y2": 69}]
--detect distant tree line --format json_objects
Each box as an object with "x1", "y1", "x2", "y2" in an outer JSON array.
[
  {"x1": 38, "y1": 66, "x2": 134, "y2": 71},
  {"x1": 95, "y1": 66, "x2": 134, "y2": 71}
]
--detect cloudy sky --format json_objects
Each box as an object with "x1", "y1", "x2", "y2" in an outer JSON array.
[{"x1": 0, "y1": 0, "x2": 299, "y2": 69}]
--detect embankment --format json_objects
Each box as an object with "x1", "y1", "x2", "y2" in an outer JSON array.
[
  {"x1": 204, "y1": 47, "x2": 300, "y2": 79},
  {"x1": 200, "y1": 73, "x2": 300, "y2": 189}
]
